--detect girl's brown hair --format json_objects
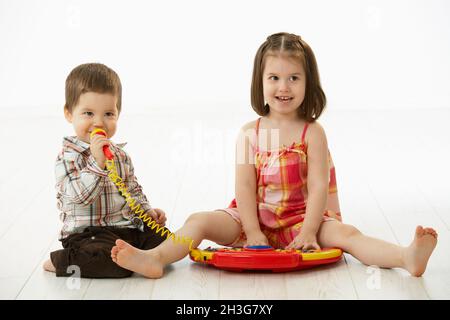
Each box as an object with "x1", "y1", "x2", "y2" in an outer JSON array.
[
  {"x1": 64, "y1": 63, "x2": 122, "y2": 114},
  {"x1": 251, "y1": 32, "x2": 326, "y2": 122}
]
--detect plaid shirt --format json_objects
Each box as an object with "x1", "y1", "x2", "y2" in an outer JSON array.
[{"x1": 55, "y1": 136, "x2": 150, "y2": 239}]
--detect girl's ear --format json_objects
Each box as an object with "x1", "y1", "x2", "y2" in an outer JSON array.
[{"x1": 64, "y1": 107, "x2": 73, "y2": 123}]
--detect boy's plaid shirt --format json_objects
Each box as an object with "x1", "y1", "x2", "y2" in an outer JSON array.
[{"x1": 55, "y1": 136, "x2": 150, "y2": 239}]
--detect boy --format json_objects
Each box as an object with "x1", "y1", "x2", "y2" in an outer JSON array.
[{"x1": 43, "y1": 63, "x2": 168, "y2": 278}]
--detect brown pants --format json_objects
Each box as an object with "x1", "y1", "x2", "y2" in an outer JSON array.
[{"x1": 50, "y1": 225, "x2": 168, "y2": 278}]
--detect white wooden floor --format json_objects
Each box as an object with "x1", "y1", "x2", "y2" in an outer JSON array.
[{"x1": 0, "y1": 107, "x2": 449, "y2": 300}]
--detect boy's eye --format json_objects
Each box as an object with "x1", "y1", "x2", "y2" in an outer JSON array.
[
  {"x1": 106, "y1": 112, "x2": 115, "y2": 117},
  {"x1": 84, "y1": 111, "x2": 94, "y2": 116}
]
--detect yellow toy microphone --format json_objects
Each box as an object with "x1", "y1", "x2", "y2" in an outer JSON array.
[{"x1": 90, "y1": 128, "x2": 114, "y2": 160}]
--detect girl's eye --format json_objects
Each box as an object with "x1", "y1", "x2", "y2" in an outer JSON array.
[
  {"x1": 84, "y1": 111, "x2": 94, "y2": 116},
  {"x1": 269, "y1": 76, "x2": 278, "y2": 80},
  {"x1": 289, "y1": 76, "x2": 299, "y2": 81},
  {"x1": 106, "y1": 112, "x2": 115, "y2": 117}
]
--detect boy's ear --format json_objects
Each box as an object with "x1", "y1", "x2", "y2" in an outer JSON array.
[{"x1": 64, "y1": 106, "x2": 73, "y2": 123}]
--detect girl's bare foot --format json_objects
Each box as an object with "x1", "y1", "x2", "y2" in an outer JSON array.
[
  {"x1": 403, "y1": 226, "x2": 438, "y2": 277},
  {"x1": 111, "y1": 239, "x2": 164, "y2": 278},
  {"x1": 43, "y1": 259, "x2": 56, "y2": 273}
]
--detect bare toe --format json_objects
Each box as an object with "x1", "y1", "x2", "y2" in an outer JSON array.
[
  {"x1": 111, "y1": 247, "x2": 118, "y2": 262},
  {"x1": 115, "y1": 239, "x2": 129, "y2": 249},
  {"x1": 416, "y1": 225, "x2": 424, "y2": 236},
  {"x1": 423, "y1": 227, "x2": 438, "y2": 239}
]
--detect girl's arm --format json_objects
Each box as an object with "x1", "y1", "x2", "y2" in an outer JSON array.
[
  {"x1": 235, "y1": 123, "x2": 267, "y2": 243},
  {"x1": 300, "y1": 122, "x2": 330, "y2": 236}
]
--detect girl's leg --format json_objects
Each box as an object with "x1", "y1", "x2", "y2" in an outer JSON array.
[
  {"x1": 316, "y1": 221, "x2": 437, "y2": 276},
  {"x1": 111, "y1": 211, "x2": 241, "y2": 278}
]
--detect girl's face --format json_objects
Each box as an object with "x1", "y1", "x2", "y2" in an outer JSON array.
[
  {"x1": 64, "y1": 92, "x2": 119, "y2": 143},
  {"x1": 262, "y1": 54, "x2": 306, "y2": 118}
]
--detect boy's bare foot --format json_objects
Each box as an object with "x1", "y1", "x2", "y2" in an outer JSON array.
[
  {"x1": 403, "y1": 226, "x2": 438, "y2": 277},
  {"x1": 43, "y1": 259, "x2": 56, "y2": 273},
  {"x1": 111, "y1": 239, "x2": 164, "y2": 279}
]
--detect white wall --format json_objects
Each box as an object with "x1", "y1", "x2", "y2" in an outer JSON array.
[{"x1": 1, "y1": 0, "x2": 449, "y2": 116}]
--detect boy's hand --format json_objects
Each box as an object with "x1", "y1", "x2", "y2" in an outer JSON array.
[
  {"x1": 90, "y1": 133, "x2": 110, "y2": 169},
  {"x1": 244, "y1": 230, "x2": 269, "y2": 247},
  {"x1": 147, "y1": 208, "x2": 167, "y2": 226},
  {"x1": 286, "y1": 231, "x2": 321, "y2": 251}
]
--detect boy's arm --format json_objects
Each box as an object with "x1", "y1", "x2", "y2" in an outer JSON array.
[
  {"x1": 122, "y1": 154, "x2": 152, "y2": 214},
  {"x1": 55, "y1": 151, "x2": 108, "y2": 205}
]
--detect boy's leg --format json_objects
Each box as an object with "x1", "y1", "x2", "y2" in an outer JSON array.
[
  {"x1": 111, "y1": 211, "x2": 241, "y2": 278},
  {"x1": 316, "y1": 220, "x2": 437, "y2": 276},
  {"x1": 49, "y1": 227, "x2": 134, "y2": 278}
]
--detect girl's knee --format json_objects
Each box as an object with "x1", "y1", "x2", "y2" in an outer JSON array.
[
  {"x1": 185, "y1": 211, "x2": 215, "y2": 230},
  {"x1": 335, "y1": 224, "x2": 362, "y2": 250},
  {"x1": 319, "y1": 222, "x2": 362, "y2": 249},
  {"x1": 340, "y1": 224, "x2": 361, "y2": 238}
]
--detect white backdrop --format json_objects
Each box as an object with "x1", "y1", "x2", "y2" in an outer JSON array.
[{"x1": 1, "y1": 0, "x2": 449, "y2": 116}]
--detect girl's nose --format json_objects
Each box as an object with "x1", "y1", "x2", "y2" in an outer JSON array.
[{"x1": 278, "y1": 80, "x2": 289, "y2": 92}]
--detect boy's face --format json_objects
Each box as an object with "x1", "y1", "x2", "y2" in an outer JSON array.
[{"x1": 64, "y1": 92, "x2": 119, "y2": 143}]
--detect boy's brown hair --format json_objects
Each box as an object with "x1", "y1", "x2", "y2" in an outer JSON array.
[
  {"x1": 64, "y1": 63, "x2": 122, "y2": 113},
  {"x1": 251, "y1": 32, "x2": 326, "y2": 122}
]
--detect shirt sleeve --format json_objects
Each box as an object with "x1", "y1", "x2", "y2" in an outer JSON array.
[{"x1": 55, "y1": 150, "x2": 108, "y2": 205}]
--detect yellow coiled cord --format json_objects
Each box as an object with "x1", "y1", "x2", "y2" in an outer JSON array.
[{"x1": 105, "y1": 159, "x2": 194, "y2": 250}]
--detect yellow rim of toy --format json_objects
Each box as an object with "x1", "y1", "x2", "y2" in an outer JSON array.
[
  {"x1": 299, "y1": 248, "x2": 342, "y2": 260},
  {"x1": 189, "y1": 247, "x2": 342, "y2": 262},
  {"x1": 190, "y1": 249, "x2": 214, "y2": 262}
]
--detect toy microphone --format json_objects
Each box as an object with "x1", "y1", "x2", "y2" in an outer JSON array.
[{"x1": 90, "y1": 128, "x2": 114, "y2": 160}]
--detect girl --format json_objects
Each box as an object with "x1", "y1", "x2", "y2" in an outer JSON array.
[{"x1": 111, "y1": 32, "x2": 437, "y2": 278}]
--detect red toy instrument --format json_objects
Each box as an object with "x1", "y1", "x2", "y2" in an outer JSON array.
[
  {"x1": 189, "y1": 245, "x2": 343, "y2": 272},
  {"x1": 90, "y1": 128, "x2": 114, "y2": 160}
]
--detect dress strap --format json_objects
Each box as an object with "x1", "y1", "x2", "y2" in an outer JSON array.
[
  {"x1": 301, "y1": 122, "x2": 309, "y2": 144},
  {"x1": 254, "y1": 117, "x2": 262, "y2": 151},
  {"x1": 255, "y1": 117, "x2": 261, "y2": 137}
]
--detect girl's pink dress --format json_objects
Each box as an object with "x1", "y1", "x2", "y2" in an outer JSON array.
[{"x1": 219, "y1": 117, "x2": 342, "y2": 248}]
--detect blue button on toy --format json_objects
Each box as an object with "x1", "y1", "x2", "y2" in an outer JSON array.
[{"x1": 245, "y1": 245, "x2": 273, "y2": 250}]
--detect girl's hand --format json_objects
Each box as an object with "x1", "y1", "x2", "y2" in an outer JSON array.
[
  {"x1": 286, "y1": 232, "x2": 321, "y2": 251},
  {"x1": 148, "y1": 208, "x2": 167, "y2": 226},
  {"x1": 90, "y1": 133, "x2": 110, "y2": 169},
  {"x1": 244, "y1": 230, "x2": 269, "y2": 247}
]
